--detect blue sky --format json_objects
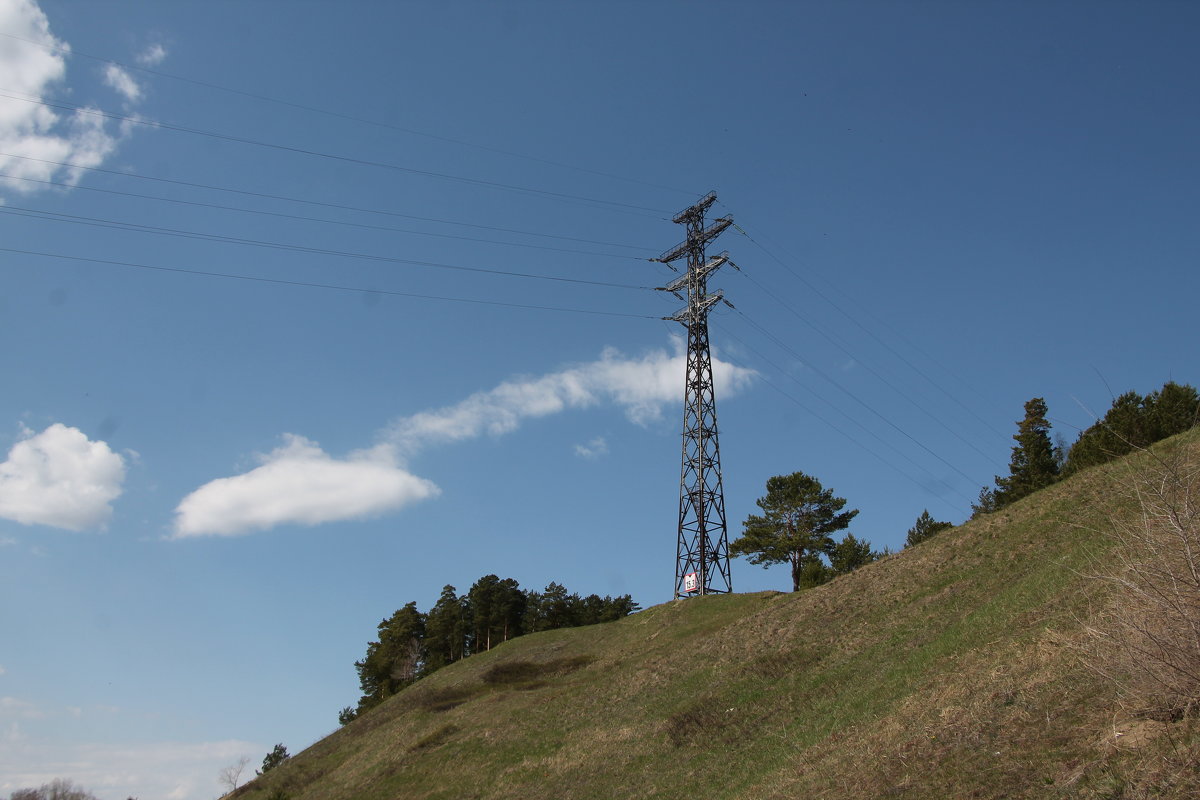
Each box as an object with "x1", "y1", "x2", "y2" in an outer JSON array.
[{"x1": 1, "y1": 1, "x2": 1197, "y2": 797}]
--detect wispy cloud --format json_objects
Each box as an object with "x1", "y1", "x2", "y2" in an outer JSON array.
[
  {"x1": 171, "y1": 434, "x2": 439, "y2": 538},
  {"x1": 0, "y1": 731, "x2": 260, "y2": 800},
  {"x1": 574, "y1": 436, "x2": 609, "y2": 459},
  {"x1": 0, "y1": 696, "x2": 45, "y2": 719},
  {"x1": 103, "y1": 63, "x2": 141, "y2": 103},
  {"x1": 0, "y1": 0, "x2": 157, "y2": 196},
  {"x1": 0, "y1": 423, "x2": 125, "y2": 531},
  {"x1": 173, "y1": 342, "x2": 755, "y2": 537},
  {"x1": 384, "y1": 340, "x2": 755, "y2": 457},
  {"x1": 137, "y1": 42, "x2": 167, "y2": 66}
]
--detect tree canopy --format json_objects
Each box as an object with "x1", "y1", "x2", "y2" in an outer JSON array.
[
  {"x1": 1064, "y1": 382, "x2": 1199, "y2": 475},
  {"x1": 258, "y1": 743, "x2": 289, "y2": 775},
  {"x1": 731, "y1": 471, "x2": 859, "y2": 591},
  {"x1": 905, "y1": 510, "x2": 953, "y2": 548},
  {"x1": 994, "y1": 397, "x2": 1059, "y2": 507},
  {"x1": 347, "y1": 575, "x2": 638, "y2": 718}
]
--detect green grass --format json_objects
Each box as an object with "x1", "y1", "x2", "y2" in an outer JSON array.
[{"x1": 232, "y1": 433, "x2": 1200, "y2": 800}]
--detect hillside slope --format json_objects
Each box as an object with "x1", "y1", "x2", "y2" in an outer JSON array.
[{"x1": 235, "y1": 434, "x2": 1200, "y2": 800}]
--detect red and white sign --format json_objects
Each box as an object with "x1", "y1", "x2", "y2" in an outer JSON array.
[{"x1": 683, "y1": 572, "x2": 700, "y2": 593}]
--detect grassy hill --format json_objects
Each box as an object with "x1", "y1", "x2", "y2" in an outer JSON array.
[{"x1": 234, "y1": 433, "x2": 1200, "y2": 800}]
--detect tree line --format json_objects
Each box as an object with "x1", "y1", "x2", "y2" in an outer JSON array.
[
  {"x1": 345, "y1": 576, "x2": 638, "y2": 720},
  {"x1": 972, "y1": 381, "x2": 1199, "y2": 517},
  {"x1": 729, "y1": 380, "x2": 1198, "y2": 591}
]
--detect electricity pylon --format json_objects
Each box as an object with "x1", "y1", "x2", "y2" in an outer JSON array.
[{"x1": 653, "y1": 191, "x2": 737, "y2": 598}]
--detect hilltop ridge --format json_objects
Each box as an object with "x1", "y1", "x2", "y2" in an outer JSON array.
[{"x1": 233, "y1": 433, "x2": 1200, "y2": 800}]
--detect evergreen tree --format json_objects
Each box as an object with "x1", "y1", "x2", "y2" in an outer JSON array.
[
  {"x1": 1146, "y1": 381, "x2": 1199, "y2": 441},
  {"x1": 467, "y1": 575, "x2": 526, "y2": 652},
  {"x1": 354, "y1": 601, "x2": 426, "y2": 711},
  {"x1": 424, "y1": 585, "x2": 469, "y2": 671},
  {"x1": 970, "y1": 486, "x2": 998, "y2": 519},
  {"x1": 993, "y1": 397, "x2": 1059, "y2": 507},
  {"x1": 905, "y1": 509, "x2": 953, "y2": 548},
  {"x1": 730, "y1": 471, "x2": 858, "y2": 591},
  {"x1": 576, "y1": 593, "x2": 640, "y2": 625},
  {"x1": 828, "y1": 532, "x2": 878, "y2": 575},
  {"x1": 1066, "y1": 390, "x2": 1147, "y2": 474},
  {"x1": 258, "y1": 743, "x2": 289, "y2": 775},
  {"x1": 1064, "y1": 382, "x2": 1199, "y2": 475},
  {"x1": 796, "y1": 554, "x2": 833, "y2": 589}
]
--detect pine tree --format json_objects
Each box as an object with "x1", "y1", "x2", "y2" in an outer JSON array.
[
  {"x1": 258, "y1": 743, "x2": 289, "y2": 775},
  {"x1": 424, "y1": 585, "x2": 469, "y2": 671},
  {"x1": 828, "y1": 532, "x2": 878, "y2": 575},
  {"x1": 467, "y1": 575, "x2": 525, "y2": 652},
  {"x1": 1146, "y1": 381, "x2": 1199, "y2": 441},
  {"x1": 905, "y1": 509, "x2": 953, "y2": 547},
  {"x1": 730, "y1": 471, "x2": 858, "y2": 591},
  {"x1": 1064, "y1": 382, "x2": 1199, "y2": 475},
  {"x1": 993, "y1": 397, "x2": 1059, "y2": 507},
  {"x1": 354, "y1": 601, "x2": 425, "y2": 711}
]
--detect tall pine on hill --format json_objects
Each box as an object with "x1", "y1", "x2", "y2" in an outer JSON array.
[{"x1": 993, "y1": 397, "x2": 1059, "y2": 508}]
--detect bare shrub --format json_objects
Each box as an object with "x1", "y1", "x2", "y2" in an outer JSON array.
[
  {"x1": 1085, "y1": 446, "x2": 1200, "y2": 720},
  {"x1": 218, "y1": 755, "x2": 251, "y2": 796}
]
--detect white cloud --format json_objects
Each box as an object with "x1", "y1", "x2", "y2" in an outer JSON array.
[
  {"x1": 385, "y1": 340, "x2": 756, "y2": 456},
  {"x1": 0, "y1": 735, "x2": 260, "y2": 800},
  {"x1": 574, "y1": 436, "x2": 609, "y2": 459},
  {"x1": 0, "y1": 536, "x2": 15, "y2": 547},
  {"x1": 172, "y1": 434, "x2": 439, "y2": 538},
  {"x1": 0, "y1": 0, "x2": 143, "y2": 196},
  {"x1": 137, "y1": 42, "x2": 167, "y2": 66},
  {"x1": 0, "y1": 696, "x2": 44, "y2": 719},
  {"x1": 0, "y1": 665, "x2": 6, "y2": 676},
  {"x1": 103, "y1": 63, "x2": 141, "y2": 103},
  {"x1": 0, "y1": 423, "x2": 125, "y2": 531},
  {"x1": 174, "y1": 341, "x2": 755, "y2": 537}
]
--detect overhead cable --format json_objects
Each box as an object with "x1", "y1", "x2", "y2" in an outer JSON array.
[
  {"x1": 0, "y1": 246, "x2": 660, "y2": 319},
  {"x1": 1, "y1": 205, "x2": 654, "y2": 291},
  {"x1": 0, "y1": 90, "x2": 671, "y2": 217},
  {"x1": 734, "y1": 309, "x2": 987, "y2": 489},
  {"x1": 0, "y1": 153, "x2": 652, "y2": 251},
  {"x1": 725, "y1": 211, "x2": 1010, "y2": 443},
  {"x1": 0, "y1": 30, "x2": 701, "y2": 198},
  {"x1": 0, "y1": 173, "x2": 648, "y2": 261}
]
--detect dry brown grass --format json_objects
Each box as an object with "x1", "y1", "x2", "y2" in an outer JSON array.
[
  {"x1": 231, "y1": 434, "x2": 1200, "y2": 800},
  {"x1": 1082, "y1": 445, "x2": 1200, "y2": 722}
]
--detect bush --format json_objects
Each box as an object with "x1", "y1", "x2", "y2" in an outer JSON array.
[{"x1": 1085, "y1": 445, "x2": 1200, "y2": 720}]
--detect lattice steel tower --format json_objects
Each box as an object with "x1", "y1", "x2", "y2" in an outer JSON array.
[{"x1": 653, "y1": 191, "x2": 736, "y2": 598}]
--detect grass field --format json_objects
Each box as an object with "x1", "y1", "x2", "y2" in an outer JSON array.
[{"x1": 231, "y1": 432, "x2": 1200, "y2": 800}]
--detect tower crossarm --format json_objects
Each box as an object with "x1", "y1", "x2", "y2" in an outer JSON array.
[
  {"x1": 671, "y1": 190, "x2": 718, "y2": 224},
  {"x1": 651, "y1": 218, "x2": 735, "y2": 264},
  {"x1": 655, "y1": 252, "x2": 729, "y2": 297},
  {"x1": 665, "y1": 289, "x2": 724, "y2": 324}
]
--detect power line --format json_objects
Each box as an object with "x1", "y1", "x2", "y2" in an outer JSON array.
[
  {"x1": 0, "y1": 89, "x2": 672, "y2": 217},
  {"x1": 733, "y1": 267, "x2": 1004, "y2": 468},
  {"x1": 715, "y1": 319, "x2": 972, "y2": 514},
  {"x1": 0, "y1": 172, "x2": 649, "y2": 261},
  {"x1": 723, "y1": 212, "x2": 1011, "y2": 443},
  {"x1": 1, "y1": 205, "x2": 655, "y2": 291},
  {"x1": 733, "y1": 309, "x2": 987, "y2": 489},
  {"x1": 0, "y1": 246, "x2": 661, "y2": 319},
  {"x1": 0, "y1": 153, "x2": 652, "y2": 252},
  {"x1": 0, "y1": 30, "x2": 701, "y2": 199}
]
